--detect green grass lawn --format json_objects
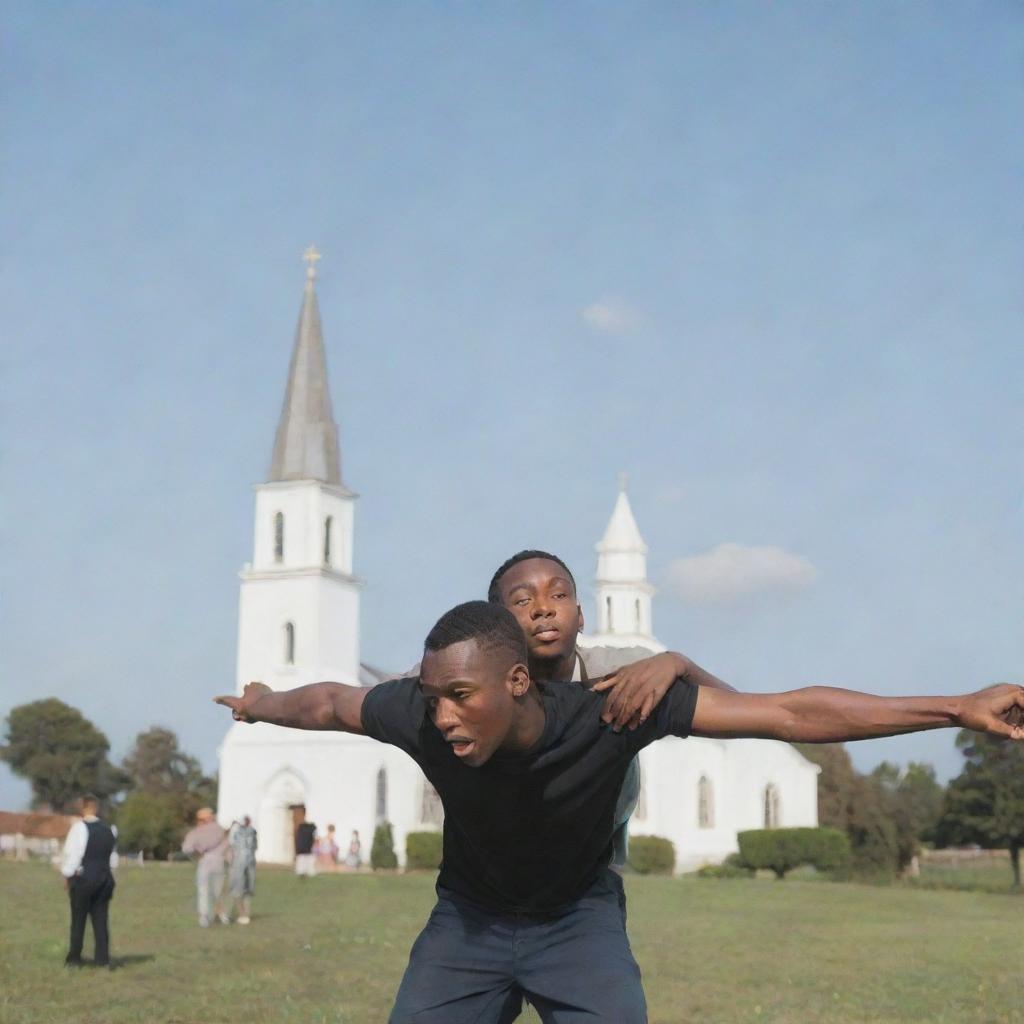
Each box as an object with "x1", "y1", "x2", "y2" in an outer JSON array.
[{"x1": 2, "y1": 861, "x2": 1021, "y2": 1024}]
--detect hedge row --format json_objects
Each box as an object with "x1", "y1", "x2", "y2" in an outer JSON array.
[{"x1": 737, "y1": 827, "x2": 850, "y2": 879}]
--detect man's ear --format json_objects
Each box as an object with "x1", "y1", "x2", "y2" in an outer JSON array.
[
  {"x1": 576, "y1": 604, "x2": 585, "y2": 634},
  {"x1": 508, "y1": 662, "x2": 531, "y2": 698}
]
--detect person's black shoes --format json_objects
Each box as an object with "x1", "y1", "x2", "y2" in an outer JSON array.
[{"x1": 64, "y1": 957, "x2": 84, "y2": 968}]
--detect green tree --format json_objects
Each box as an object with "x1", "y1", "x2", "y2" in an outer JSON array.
[
  {"x1": 0, "y1": 699, "x2": 126, "y2": 812},
  {"x1": 796, "y1": 742, "x2": 900, "y2": 874},
  {"x1": 934, "y1": 730, "x2": 1024, "y2": 887},
  {"x1": 119, "y1": 728, "x2": 217, "y2": 856},
  {"x1": 122, "y1": 727, "x2": 216, "y2": 806},
  {"x1": 871, "y1": 761, "x2": 944, "y2": 871},
  {"x1": 115, "y1": 791, "x2": 184, "y2": 860},
  {"x1": 371, "y1": 822, "x2": 398, "y2": 870}
]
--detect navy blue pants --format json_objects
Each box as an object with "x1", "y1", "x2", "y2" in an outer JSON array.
[{"x1": 389, "y1": 870, "x2": 647, "y2": 1023}]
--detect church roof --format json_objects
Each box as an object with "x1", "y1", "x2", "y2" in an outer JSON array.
[
  {"x1": 268, "y1": 251, "x2": 343, "y2": 485},
  {"x1": 597, "y1": 481, "x2": 648, "y2": 554}
]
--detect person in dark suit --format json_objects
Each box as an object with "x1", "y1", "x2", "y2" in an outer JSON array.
[{"x1": 60, "y1": 794, "x2": 118, "y2": 968}]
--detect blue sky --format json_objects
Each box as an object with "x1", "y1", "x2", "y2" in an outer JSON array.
[{"x1": 3, "y1": 2, "x2": 1023, "y2": 808}]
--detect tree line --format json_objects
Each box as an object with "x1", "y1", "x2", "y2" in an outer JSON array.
[
  {"x1": 796, "y1": 732, "x2": 1024, "y2": 885},
  {"x1": 1, "y1": 698, "x2": 215, "y2": 859},
  {"x1": 3, "y1": 698, "x2": 1023, "y2": 881}
]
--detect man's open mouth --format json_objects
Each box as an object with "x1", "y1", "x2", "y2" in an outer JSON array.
[{"x1": 449, "y1": 739, "x2": 475, "y2": 758}]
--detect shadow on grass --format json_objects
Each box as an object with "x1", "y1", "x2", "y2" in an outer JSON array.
[{"x1": 110, "y1": 954, "x2": 156, "y2": 969}]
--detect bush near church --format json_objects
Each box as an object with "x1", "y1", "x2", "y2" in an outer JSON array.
[
  {"x1": 405, "y1": 831, "x2": 443, "y2": 871},
  {"x1": 371, "y1": 822, "x2": 398, "y2": 870},
  {"x1": 737, "y1": 827, "x2": 850, "y2": 879},
  {"x1": 628, "y1": 836, "x2": 675, "y2": 874},
  {"x1": 697, "y1": 853, "x2": 754, "y2": 879}
]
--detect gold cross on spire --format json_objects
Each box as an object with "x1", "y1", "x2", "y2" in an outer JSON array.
[{"x1": 302, "y1": 245, "x2": 322, "y2": 281}]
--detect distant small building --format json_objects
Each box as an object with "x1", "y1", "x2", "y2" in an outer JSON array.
[{"x1": 0, "y1": 810, "x2": 76, "y2": 863}]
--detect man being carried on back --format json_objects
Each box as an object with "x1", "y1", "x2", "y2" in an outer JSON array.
[{"x1": 216, "y1": 600, "x2": 1024, "y2": 1023}]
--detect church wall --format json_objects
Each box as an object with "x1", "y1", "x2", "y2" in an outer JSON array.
[
  {"x1": 630, "y1": 736, "x2": 819, "y2": 873},
  {"x1": 218, "y1": 725, "x2": 429, "y2": 866},
  {"x1": 235, "y1": 574, "x2": 358, "y2": 693}
]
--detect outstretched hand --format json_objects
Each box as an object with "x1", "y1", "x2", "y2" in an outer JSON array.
[
  {"x1": 590, "y1": 653, "x2": 683, "y2": 731},
  {"x1": 957, "y1": 683, "x2": 1024, "y2": 739},
  {"x1": 214, "y1": 681, "x2": 272, "y2": 723}
]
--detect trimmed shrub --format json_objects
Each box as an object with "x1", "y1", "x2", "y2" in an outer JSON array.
[
  {"x1": 405, "y1": 830, "x2": 443, "y2": 871},
  {"x1": 628, "y1": 835, "x2": 675, "y2": 875},
  {"x1": 737, "y1": 827, "x2": 850, "y2": 879},
  {"x1": 371, "y1": 822, "x2": 398, "y2": 870},
  {"x1": 697, "y1": 854, "x2": 754, "y2": 879}
]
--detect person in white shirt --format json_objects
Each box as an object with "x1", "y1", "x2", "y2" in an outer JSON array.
[{"x1": 60, "y1": 794, "x2": 118, "y2": 968}]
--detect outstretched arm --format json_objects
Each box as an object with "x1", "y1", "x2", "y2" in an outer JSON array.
[
  {"x1": 690, "y1": 682, "x2": 1024, "y2": 743},
  {"x1": 592, "y1": 653, "x2": 738, "y2": 731},
  {"x1": 214, "y1": 681, "x2": 368, "y2": 734}
]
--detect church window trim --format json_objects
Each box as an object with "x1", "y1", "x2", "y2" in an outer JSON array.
[
  {"x1": 763, "y1": 783, "x2": 780, "y2": 829},
  {"x1": 273, "y1": 512, "x2": 285, "y2": 563},
  {"x1": 606, "y1": 596, "x2": 613, "y2": 632},
  {"x1": 697, "y1": 774, "x2": 714, "y2": 829},
  {"x1": 284, "y1": 621, "x2": 295, "y2": 665},
  {"x1": 323, "y1": 516, "x2": 333, "y2": 566}
]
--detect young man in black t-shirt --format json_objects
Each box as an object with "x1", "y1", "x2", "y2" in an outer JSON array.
[{"x1": 216, "y1": 601, "x2": 1024, "y2": 1023}]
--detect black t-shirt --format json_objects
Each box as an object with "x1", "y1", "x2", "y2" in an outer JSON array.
[
  {"x1": 295, "y1": 822, "x2": 316, "y2": 855},
  {"x1": 361, "y1": 677, "x2": 699, "y2": 914}
]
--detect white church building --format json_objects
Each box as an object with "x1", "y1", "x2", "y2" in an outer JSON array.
[{"x1": 217, "y1": 254, "x2": 819, "y2": 872}]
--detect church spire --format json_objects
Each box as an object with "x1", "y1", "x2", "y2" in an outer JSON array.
[
  {"x1": 597, "y1": 474, "x2": 648, "y2": 561},
  {"x1": 268, "y1": 248, "x2": 343, "y2": 485},
  {"x1": 591, "y1": 475, "x2": 660, "y2": 648}
]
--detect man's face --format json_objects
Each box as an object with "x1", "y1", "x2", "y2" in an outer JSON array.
[
  {"x1": 495, "y1": 558, "x2": 583, "y2": 665},
  {"x1": 420, "y1": 638, "x2": 529, "y2": 768}
]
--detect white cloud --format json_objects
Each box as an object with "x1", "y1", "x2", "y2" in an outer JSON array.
[
  {"x1": 666, "y1": 543, "x2": 818, "y2": 605},
  {"x1": 581, "y1": 298, "x2": 640, "y2": 334}
]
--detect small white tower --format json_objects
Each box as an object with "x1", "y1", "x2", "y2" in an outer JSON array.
[{"x1": 587, "y1": 475, "x2": 663, "y2": 652}]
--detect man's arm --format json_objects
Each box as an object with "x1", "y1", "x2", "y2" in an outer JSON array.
[
  {"x1": 214, "y1": 680, "x2": 369, "y2": 734},
  {"x1": 690, "y1": 682, "x2": 1024, "y2": 743},
  {"x1": 592, "y1": 653, "x2": 738, "y2": 731},
  {"x1": 60, "y1": 820, "x2": 86, "y2": 880}
]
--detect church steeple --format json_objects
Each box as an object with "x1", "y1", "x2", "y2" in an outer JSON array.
[
  {"x1": 590, "y1": 475, "x2": 661, "y2": 650},
  {"x1": 268, "y1": 247, "x2": 342, "y2": 485}
]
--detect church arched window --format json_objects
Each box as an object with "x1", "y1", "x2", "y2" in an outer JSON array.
[
  {"x1": 635, "y1": 598, "x2": 642, "y2": 632},
  {"x1": 420, "y1": 780, "x2": 443, "y2": 827},
  {"x1": 323, "y1": 516, "x2": 333, "y2": 565},
  {"x1": 273, "y1": 512, "x2": 285, "y2": 563},
  {"x1": 284, "y1": 622, "x2": 295, "y2": 665},
  {"x1": 375, "y1": 767, "x2": 388, "y2": 824},
  {"x1": 698, "y1": 775, "x2": 714, "y2": 829},
  {"x1": 606, "y1": 596, "x2": 614, "y2": 632},
  {"x1": 763, "y1": 783, "x2": 780, "y2": 829}
]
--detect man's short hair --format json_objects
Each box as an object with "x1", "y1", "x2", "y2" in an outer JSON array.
[
  {"x1": 80, "y1": 794, "x2": 99, "y2": 808},
  {"x1": 424, "y1": 600, "x2": 529, "y2": 665},
  {"x1": 486, "y1": 550, "x2": 577, "y2": 604}
]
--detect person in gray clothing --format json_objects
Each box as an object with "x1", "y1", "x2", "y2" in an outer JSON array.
[
  {"x1": 182, "y1": 807, "x2": 229, "y2": 927},
  {"x1": 486, "y1": 549, "x2": 737, "y2": 867},
  {"x1": 228, "y1": 816, "x2": 258, "y2": 924}
]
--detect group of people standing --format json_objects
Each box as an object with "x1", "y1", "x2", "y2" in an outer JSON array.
[
  {"x1": 294, "y1": 818, "x2": 362, "y2": 876},
  {"x1": 181, "y1": 808, "x2": 258, "y2": 926}
]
